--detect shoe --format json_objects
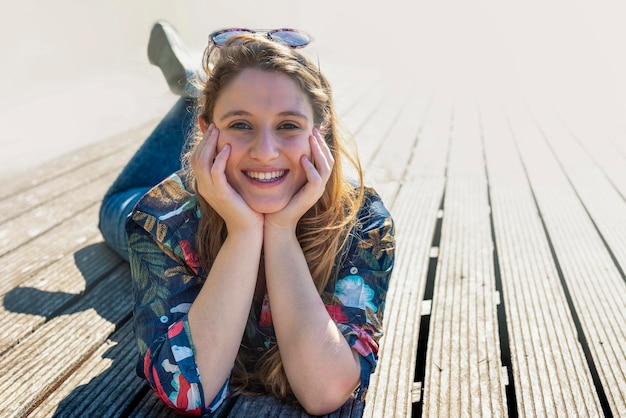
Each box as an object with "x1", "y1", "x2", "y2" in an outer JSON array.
[{"x1": 147, "y1": 21, "x2": 193, "y2": 96}]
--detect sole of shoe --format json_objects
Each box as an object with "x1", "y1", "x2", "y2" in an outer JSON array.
[{"x1": 147, "y1": 21, "x2": 189, "y2": 95}]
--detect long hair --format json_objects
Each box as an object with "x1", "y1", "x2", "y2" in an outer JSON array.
[{"x1": 180, "y1": 34, "x2": 364, "y2": 401}]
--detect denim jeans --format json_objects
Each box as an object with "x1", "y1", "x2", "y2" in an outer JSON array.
[{"x1": 98, "y1": 97, "x2": 196, "y2": 260}]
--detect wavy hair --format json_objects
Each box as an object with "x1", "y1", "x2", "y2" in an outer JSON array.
[{"x1": 180, "y1": 34, "x2": 364, "y2": 401}]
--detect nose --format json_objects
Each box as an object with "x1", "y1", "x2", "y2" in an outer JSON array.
[{"x1": 249, "y1": 128, "x2": 279, "y2": 161}]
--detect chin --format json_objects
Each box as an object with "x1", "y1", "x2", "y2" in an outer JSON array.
[{"x1": 247, "y1": 200, "x2": 289, "y2": 214}]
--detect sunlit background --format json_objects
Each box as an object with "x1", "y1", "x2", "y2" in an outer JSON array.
[{"x1": 1, "y1": 0, "x2": 625, "y2": 177}]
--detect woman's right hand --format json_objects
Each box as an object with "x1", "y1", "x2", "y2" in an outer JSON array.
[{"x1": 191, "y1": 124, "x2": 264, "y2": 233}]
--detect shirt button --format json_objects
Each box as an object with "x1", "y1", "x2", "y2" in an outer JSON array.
[
  {"x1": 350, "y1": 267, "x2": 358, "y2": 275},
  {"x1": 160, "y1": 315, "x2": 169, "y2": 324}
]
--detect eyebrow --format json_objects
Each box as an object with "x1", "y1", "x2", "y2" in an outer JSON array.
[{"x1": 219, "y1": 110, "x2": 310, "y2": 122}]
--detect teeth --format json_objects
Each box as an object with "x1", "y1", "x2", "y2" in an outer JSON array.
[{"x1": 246, "y1": 170, "x2": 285, "y2": 181}]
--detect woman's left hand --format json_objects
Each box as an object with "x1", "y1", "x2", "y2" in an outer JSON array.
[{"x1": 265, "y1": 128, "x2": 334, "y2": 230}]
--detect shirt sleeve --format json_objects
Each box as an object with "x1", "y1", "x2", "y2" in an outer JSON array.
[
  {"x1": 127, "y1": 212, "x2": 230, "y2": 416},
  {"x1": 324, "y1": 189, "x2": 396, "y2": 398}
]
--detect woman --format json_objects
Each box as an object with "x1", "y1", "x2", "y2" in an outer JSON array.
[{"x1": 100, "y1": 24, "x2": 395, "y2": 416}]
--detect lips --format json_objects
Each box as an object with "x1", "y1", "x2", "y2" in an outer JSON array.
[{"x1": 244, "y1": 170, "x2": 287, "y2": 182}]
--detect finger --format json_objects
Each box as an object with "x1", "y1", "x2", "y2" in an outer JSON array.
[
  {"x1": 200, "y1": 125, "x2": 220, "y2": 166},
  {"x1": 192, "y1": 126, "x2": 220, "y2": 196},
  {"x1": 211, "y1": 144, "x2": 230, "y2": 178},
  {"x1": 309, "y1": 133, "x2": 333, "y2": 176},
  {"x1": 192, "y1": 124, "x2": 215, "y2": 168},
  {"x1": 301, "y1": 155, "x2": 322, "y2": 187},
  {"x1": 315, "y1": 129, "x2": 335, "y2": 167}
]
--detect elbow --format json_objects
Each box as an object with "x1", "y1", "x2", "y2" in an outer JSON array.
[
  {"x1": 300, "y1": 397, "x2": 347, "y2": 417},
  {"x1": 298, "y1": 381, "x2": 358, "y2": 416}
]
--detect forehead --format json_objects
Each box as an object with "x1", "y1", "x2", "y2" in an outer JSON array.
[{"x1": 214, "y1": 68, "x2": 313, "y2": 118}]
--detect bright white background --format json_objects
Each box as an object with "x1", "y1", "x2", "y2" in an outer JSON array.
[{"x1": 1, "y1": 0, "x2": 625, "y2": 178}]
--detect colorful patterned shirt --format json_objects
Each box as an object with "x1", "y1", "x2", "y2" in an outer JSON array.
[{"x1": 126, "y1": 172, "x2": 395, "y2": 416}]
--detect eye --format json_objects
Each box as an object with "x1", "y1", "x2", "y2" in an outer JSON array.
[
  {"x1": 230, "y1": 121, "x2": 252, "y2": 130},
  {"x1": 278, "y1": 122, "x2": 300, "y2": 130}
]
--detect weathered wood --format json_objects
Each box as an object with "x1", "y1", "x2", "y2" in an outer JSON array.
[
  {"x1": 364, "y1": 86, "x2": 431, "y2": 185},
  {"x1": 351, "y1": 86, "x2": 409, "y2": 167},
  {"x1": 532, "y1": 105, "x2": 626, "y2": 276},
  {"x1": 0, "y1": 121, "x2": 154, "y2": 201},
  {"x1": 482, "y1": 100, "x2": 605, "y2": 416},
  {"x1": 364, "y1": 94, "x2": 450, "y2": 418},
  {"x1": 555, "y1": 110, "x2": 626, "y2": 200},
  {"x1": 0, "y1": 264, "x2": 132, "y2": 417},
  {"x1": 31, "y1": 321, "x2": 147, "y2": 418},
  {"x1": 0, "y1": 141, "x2": 142, "y2": 224},
  {"x1": 421, "y1": 98, "x2": 506, "y2": 417},
  {"x1": 2, "y1": 68, "x2": 625, "y2": 417},
  {"x1": 340, "y1": 82, "x2": 389, "y2": 138},
  {"x1": 0, "y1": 234, "x2": 121, "y2": 354},
  {"x1": 0, "y1": 167, "x2": 120, "y2": 257},
  {"x1": 513, "y1": 103, "x2": 626, "y2": 416}
]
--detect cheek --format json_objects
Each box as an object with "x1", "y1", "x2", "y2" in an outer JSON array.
[
  {"x1": 219, "y1": 140, "x2": 241, "y2": 183},
  {"x1": 290, "y1": 135, "x2": 312, "y2": 160},
  {"x1": 223, "y1": 151, "x2": 240, "y2": 179},
  {"x1": 216, "y1": 135, "x2": 229, "y2": 151}
]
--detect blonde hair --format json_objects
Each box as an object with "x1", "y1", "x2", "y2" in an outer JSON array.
[{"x1": 181, "y1": 34, "x2": 364, "y2": 401}]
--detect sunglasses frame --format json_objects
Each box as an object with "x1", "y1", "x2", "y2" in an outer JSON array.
[{"x1": 208, "y1": 28, "x2": 312, "y2": 49}]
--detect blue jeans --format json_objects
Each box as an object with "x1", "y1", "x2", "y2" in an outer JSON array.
[{"x1": 99, "y1": 97, "x2": 195, "y2": 260}]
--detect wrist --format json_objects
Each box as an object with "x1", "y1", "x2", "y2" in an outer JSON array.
[
  {"x1": 264, "y1": 223, "x2": 298, "y2": 250},
  {"x1": 226, "y1": 224, "x2": 264, "y2": 248},
  {"x1": 264, "y1": 221, "x2": 296, "y2": 237}
]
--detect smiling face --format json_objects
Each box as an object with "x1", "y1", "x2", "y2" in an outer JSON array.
[{"x1": 210, "y1": 68, "x2": 315, "y2": 214}]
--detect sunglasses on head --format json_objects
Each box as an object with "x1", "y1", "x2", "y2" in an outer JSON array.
[{"x1": 208, "y1": 28, "x2": 312, "y2": 49}]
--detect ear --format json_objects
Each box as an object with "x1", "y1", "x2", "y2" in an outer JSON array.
[{"x1": 198, "y1": 116, "x2": 209, "y2": 133}]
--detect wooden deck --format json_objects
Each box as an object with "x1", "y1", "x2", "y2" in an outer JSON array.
[{"x1": 1, "y1": 66, "x2": 625, "y2": 417}]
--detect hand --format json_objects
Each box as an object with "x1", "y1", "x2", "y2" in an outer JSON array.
[
  {"x1": 191, "y1": 124, "x2": 264, "y2": 233},
  {"x1": 265, "y1": 128, "x2": 334, "y2": 231}
]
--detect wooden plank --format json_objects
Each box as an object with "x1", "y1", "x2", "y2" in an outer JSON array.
[
  {"x1": 0, "y1": 122, "x2": 150, "y2": 294},
  {"x1": 0, "y1": 121, "x2": 154, "y2": 200},
  {"x1": 127, "y1": 392, "x2": 176, "y2": 418},
  {"x1": 556, "y1": 105, "x2": 626, "y2": 162},
  {"x1": 355, "y1": 90, "x2": 410, "y2": 168},
  {"x1": 364, "y1": 94, "x2": 450, "y2": 418},
  {"x1": 482, "y1": 100, "x2": 604, "y2": 416},
  {"x1": 364, "y1": 84, "x2": 432, "y2": 186},
  {"x1": 340, "y1": 81, "x2": 389, "y2": 139},
  {"x1": 555, "y1": 110, "x2": 626, "y2": 200},
  {"x1": 129, "y1": 379, "x2": 364, "y2": 417},
  {"x1": 523, "y1": 105, "x2": 626, "y2": 416},
  {"x1": 127, "y1": 394, "x2": 181, "y2": 418},
  {"x1": 0, "y1": 137, "x2": 142, "y2": 224},
  {"x1": 0, "y1": 168, "x2": 119, "y2": 258},
  {"x1": 421, "y1": 98, "x2": 506, "y2": 417},
  {"x1": 0, "y1": 264, "x2": 132, "y2": 417},
  {"x1": 32, "y1": 321, "x2": 148, "y2": 418},
  {"x1": 0, "y1": 232, "x2": 121, "y2": 354},
  {"x1": 0, "y1": 204, "x2": 108, "y2": 297},
  {"x1": 483, "y1": 102, "x2": 590, "y2": 416},
  {"x1": 533, "y1": 106, "x2": 626, "y2": 274}
]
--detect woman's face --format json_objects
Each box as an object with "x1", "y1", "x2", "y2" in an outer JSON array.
[{"x1": 210, "y1": 68, "x2": 315, "y2": 214}]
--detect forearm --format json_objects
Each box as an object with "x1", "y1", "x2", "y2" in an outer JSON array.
[
  {"x1": 188, "y1": 229, "x2": 263, "y2": 405},
  {"x1": 264, "y1": 227, "x2": 360, "y2": 414}
]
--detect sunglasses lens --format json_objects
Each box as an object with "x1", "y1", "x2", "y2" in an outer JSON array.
[
  {"x1": 211, "y1": 29, "x2": 254, "y2": 47},
  {"x1": 269, "y1": 30, "x2": 310, "y2": 48}
]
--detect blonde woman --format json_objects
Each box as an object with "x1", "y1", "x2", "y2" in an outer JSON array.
[{"x1": 100, "y1": 23, "x2": 395, "y2": 416}]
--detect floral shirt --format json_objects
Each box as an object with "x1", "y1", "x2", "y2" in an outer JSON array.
[{"x1": 126, "y1": 172, "x2": 395, "y2": 416}]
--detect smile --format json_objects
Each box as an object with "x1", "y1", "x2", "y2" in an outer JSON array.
[{"x1": 244, "y1": 170, "x2": 286, "y2": 182}]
